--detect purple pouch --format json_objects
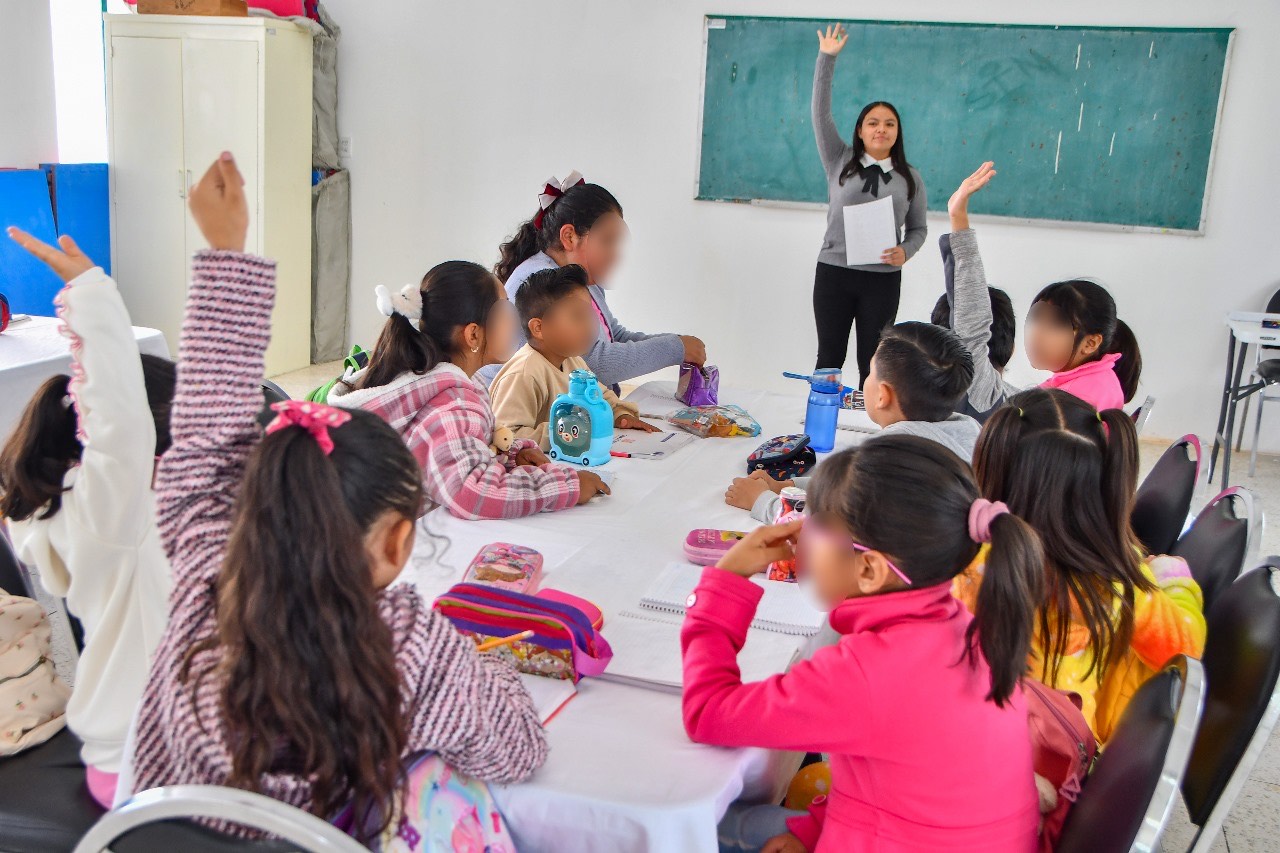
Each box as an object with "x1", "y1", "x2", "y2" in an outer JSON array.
[{"x1": 677, "y1": 363, "x2": 719, "y2": 406}]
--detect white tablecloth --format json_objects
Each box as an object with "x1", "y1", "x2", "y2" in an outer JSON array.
[
  {"x1": 0, "y1": 316, "x2": 170, "y2": 441},
  {"x1": 400, "y1": 381, "x2": 878, "y2": 852}
]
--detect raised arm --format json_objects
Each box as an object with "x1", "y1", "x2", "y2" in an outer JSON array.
[
  {"x1": 812, "y1": 24, "x2": 851, "y2": 173},
  {"x1": 154, "y1": 154, "x2": 275, "y2": 607},
  {"x1": 7, "y1": 230, "x2": 156, "y2": 545}
]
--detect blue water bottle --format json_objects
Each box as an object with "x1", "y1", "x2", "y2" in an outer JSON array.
[
  {"x1": 784, "y1": 368, "x2": 846, "y2": 453},
  {"x1": 547, "y1": 369, "x2": 615, "y2": 467}
]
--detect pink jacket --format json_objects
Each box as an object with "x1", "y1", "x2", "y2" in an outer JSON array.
[
  {"x1": 329, "y1": 362, "x2": 579, "y2": 520},
  {"x1": 1041, "y1": 352, "x2": 1125, "y2": 411},
  {"x1": 681, "y1": 569, "x2": 1038, "y2": 853}
]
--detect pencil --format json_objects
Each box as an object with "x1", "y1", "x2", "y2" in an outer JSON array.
[{"x1": 475, "y1": 630, "x2": 534, "y2": 652}]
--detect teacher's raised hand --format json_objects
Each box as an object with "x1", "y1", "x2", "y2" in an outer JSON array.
[
  {"x1": 947, "y1": 161, "x2": 998, "y2": 231},
  {"x1": 817, "y1": 23, "x2": 848, "y2": 56}
]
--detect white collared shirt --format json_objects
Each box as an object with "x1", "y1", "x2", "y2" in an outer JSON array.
[{"x1": 859, "y1": 152, "x2": 894, "y2": 173}]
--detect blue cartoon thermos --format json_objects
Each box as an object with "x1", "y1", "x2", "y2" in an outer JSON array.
[
  {"x1": 548, "y1": 369, "x2": 614, "y2": 467},
  {"x1": 783, "y1": 368, "x2": 848, "y2": 454}
]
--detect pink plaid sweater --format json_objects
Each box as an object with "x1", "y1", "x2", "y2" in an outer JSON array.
[
  {"x1": 131, "y1": 251, "x2": 547, "y2": 833},
  {"x1": 328, "y1": 362, "x2": 579, "y2": 520}
]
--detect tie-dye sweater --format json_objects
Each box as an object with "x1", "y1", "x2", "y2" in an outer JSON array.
[{"x1": 952, "y1": 552, "x2": 1205, "y2": 745}]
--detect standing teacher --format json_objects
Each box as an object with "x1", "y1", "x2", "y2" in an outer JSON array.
[{"x1": 811, "y1": 23, "x2": 928, "y2": 387}]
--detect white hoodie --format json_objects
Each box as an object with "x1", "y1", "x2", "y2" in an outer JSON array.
[{"x1": 5, "y1": 267, "x2": 172, "y2": 774}]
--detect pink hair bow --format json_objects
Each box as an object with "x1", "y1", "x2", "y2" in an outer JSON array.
[
  {"x1": 265, "y1": 400, "x2": 352, "y2": 456},
  {"x1": 533, "y1": 170, "x2": 585, "y2": 228}
]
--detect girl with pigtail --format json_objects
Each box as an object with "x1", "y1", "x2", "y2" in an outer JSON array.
[
  {"x1": 328, "y1": 258, "x2": 610, "y2": 518},
  {"x1": 130, "y1": 152, "x2": 547, "y2": 845},
  {"x1": 683, "y1": 435, "x2": 1044, "y2": 852},
  {"x1": 957, "y1": 387, "x2": 1205, "y2": 744}
]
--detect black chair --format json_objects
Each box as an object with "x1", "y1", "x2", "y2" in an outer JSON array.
[
  {"x1": 1171, "y1": 487, "x2": 1262, "y2": 616},
  {"x1": 0, "y1": 525, "x2": 31, "y2": 597},
  {"x1": 1132, "y1": 434, "x2": 1201, "y2": 557},
  {"x1": 257, "y1": 380, "x2": 291, "y2": 428},
  {"x1": 1235, "y1": 287, "x2": 1280, "y2": 477},
  {"x1": 1056, "y1": 655, "x2": 1205, "y2": 853},
  {"x1": 1179, "y1": 559, "x2": 1280, "y2": 852},
  {"x1": 0, "y1": 730, "x2": 104, "y2": 852}
]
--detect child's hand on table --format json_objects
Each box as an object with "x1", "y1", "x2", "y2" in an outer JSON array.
[
  {"x1": 7, "y1": 229, "x2": 95, "y2": 282},
  {"x1": 762, "y1": 831, "x2": 807, "y2": 853},
  {"x1": 575, "y1": 470, "x2": 611, "y2": 504},
  {"x1": 724, "y1": 476, "x2": 770, "y2": 510},
  {"x1": 515, "y1": 446, "x2": 550, "y2": 467},
  {"x1": 616, "y1": 413, "x2": 660, "y2": 433},
  {"x1": 717, "y1": 520, "x2": 801, "y2": 578},
  {"x1": 189, "y1": 151, "x2": 249, "y2": 252},
  {"x1": 748, "y1": 469, "x2": 794, "y2": 493}
]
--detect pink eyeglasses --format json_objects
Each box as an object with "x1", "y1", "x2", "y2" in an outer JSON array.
[{"x1": 799, "y1": 518, "x2": 913, "y2": 587}]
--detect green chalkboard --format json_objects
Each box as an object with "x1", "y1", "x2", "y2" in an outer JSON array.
[{"x1": 698, "y1": 16, "x2": 1232, "y2": 231}]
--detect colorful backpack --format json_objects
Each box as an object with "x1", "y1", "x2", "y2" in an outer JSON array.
[{"x1": 306, "y1": 345, "x2": 369, "y2": 403}]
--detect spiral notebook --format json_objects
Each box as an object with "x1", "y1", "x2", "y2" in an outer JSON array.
[{"x1": 636, "y1": 563, "x2": 826, "y2": 637}]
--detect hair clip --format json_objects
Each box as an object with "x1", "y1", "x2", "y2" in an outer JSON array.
[
  {"x1": 375, "y1": 284, "x2": 424, "y2": 328},
  {"x1": 265, "y1": 401, "x2": 352, "y2": 456}
]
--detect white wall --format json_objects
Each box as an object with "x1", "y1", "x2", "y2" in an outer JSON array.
[
  {"x1": 0, "y1": 0, "x2": 58, "y2": 167},
  {"x1": 326, "y1": 0, "x2": 1279, "y2": 451}
]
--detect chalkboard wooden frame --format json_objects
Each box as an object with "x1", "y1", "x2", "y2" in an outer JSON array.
[{"x1": 695, "y1": 16, "x2": 1234, "y2": 235}]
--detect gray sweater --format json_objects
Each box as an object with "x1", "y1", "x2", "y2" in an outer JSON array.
[
  {"x1": 813, "y1": 53, "x2": 928, "y2": 272},
  {"x1": 748, "y1": 414, "x2": 980, "y2": 521},
  {"x1": 476, "y1": 252, "x2": 684, "y2": 388},
  {"x1": 942, "y1": 229, "x2": 1021, "y2": 417}
]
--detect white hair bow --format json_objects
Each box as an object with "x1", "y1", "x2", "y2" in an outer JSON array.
[
  {"x1": 375, "y1": 283, "x2": 424, "y2": 328},
  {"x1": 534, "y1": 170, "x2": 585, "y2": 227}
]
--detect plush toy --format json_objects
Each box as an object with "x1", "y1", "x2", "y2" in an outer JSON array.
[{"x1": 489, "y1": 426, "x2": 515, "y2": 458}]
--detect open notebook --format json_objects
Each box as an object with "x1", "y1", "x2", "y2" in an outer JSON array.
[
  {"x1": 637, "y1": 563, "x2": 826, "y2": 636},
  {"x1": 518, "y1": 673, "x2": 576, "y2": 724},
  {"x1": 597, "y1": 615, "x2": 801, "y2": 695}
]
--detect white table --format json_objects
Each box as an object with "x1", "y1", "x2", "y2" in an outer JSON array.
[
  {"x1": 0, "y1": 315, "x2": 170, "y2": 441},
  {"x1": 1207, "y1": 311, "x2": 1280, "y2": 487},
  {"x1": 400, "y1": 381, "x2": 877, "y2": 852}
]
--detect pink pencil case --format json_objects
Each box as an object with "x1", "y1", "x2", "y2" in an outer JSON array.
[
  {"x1": 684, "y1": 529, "x2": 747, "y2": 566},
  {"x1": 462, "y1": 543, "x2": 544, "y2": 593}
]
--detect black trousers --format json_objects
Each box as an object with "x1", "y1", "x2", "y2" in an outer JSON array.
[{"x1": 813, "y1": 262, "x2": 902, "y2": 388}]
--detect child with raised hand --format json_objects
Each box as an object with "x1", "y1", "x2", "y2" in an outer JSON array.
[
  {"x1": 944, "y1": 161, "x2": 1143, "y2": 412},
  {"x1": 934, "y1": 161, "x2": 1020, "y2": 422},
  {"x1": 130, "y1": 153, "x2": 546, "y2": 842},
  {"x1": 327, "y1": 260, "x2": 609, "y2": 518},
  {"x1": 958, "y1": 387, "x2": 1205, "y2": 743},
  {"x1": 1, "y1": 228, "x2": 176, "y2": 808},
  {"x1": 726, "y1": 322, "x2": 978, "y2": 521},
  {"x1": 490, "y1": 264, "x2": 658, "y2": 449},
  {"x1": 686, "y1": 435, "x2": 1043, "y2": 852}
]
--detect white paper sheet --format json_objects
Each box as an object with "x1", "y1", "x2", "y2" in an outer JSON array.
[
  {"x1": 519, "y1": 673, "x2": 578, "y2": 723},
  {"x1": 842, "y1": 195, "x2": 898, "y2": 266}
]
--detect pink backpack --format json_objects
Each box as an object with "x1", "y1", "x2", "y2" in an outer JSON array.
[
  {"x1": 0, "y1": 591, "x2": 70, "y2": 755},
  {"x1": 1025, "y1": 678, "x2": 1097, "y2": 851}
]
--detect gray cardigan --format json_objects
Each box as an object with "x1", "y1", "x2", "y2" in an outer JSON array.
[
  {"x1": 475, "y1": 252, "x2": 684, "y2": 388},
  {"x1": 812, "y1": 52, "x2": 928, "y2": 272},
  {"x1": 942, "y1": 229, "x2": 1021, "y2": 417}
]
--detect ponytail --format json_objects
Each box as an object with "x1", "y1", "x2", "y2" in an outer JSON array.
[
  {"x1": 1098, "y1": 406, "x2": 1142, "y2": 551},
  {"x1": 0, "y1": 375, "x2": 81, "y2": 521},
  {"x1": 1108, "y1": 319, "x2": 1142, "y2": 403},
  {"x1": 187, "y1": 408, "x2": 423, "y2": 839},
  {"x1": 494, "y1": 183, "x2": 623, "y2": 283},
  {"x1": 967, "y1": 512, "x2": 1045, "y2": 706},
  {"x1": 356, "y1": 261, "x2": 500, "y2": 392}
]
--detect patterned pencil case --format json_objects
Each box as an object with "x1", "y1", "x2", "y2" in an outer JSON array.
[
  {"x1": 462, "y1": 543, "x2": 543, "y2": 594},
  {"x1": 434, "y1": 584, "x2": 612, "y2": 683}
]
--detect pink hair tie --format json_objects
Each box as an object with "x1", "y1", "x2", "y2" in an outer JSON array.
[
  {"x1": 968, "y1": 498, "x2": 1010, "y2": 544},
  {"x1": 265, "y1": 400, "x2": 352, "y2": 456}
]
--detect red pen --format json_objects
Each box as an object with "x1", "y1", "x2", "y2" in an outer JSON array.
[{"x1": 610, "y1": 451, "x2": 631, "y2": 459}]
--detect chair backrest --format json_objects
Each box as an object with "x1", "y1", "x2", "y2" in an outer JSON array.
[
  {"x1": 1130, "y1": 394, "x2": 1156, "y2": 435},
  {"x1": 1132, "y1": 435, "x2": 1201, "y2": 557},
  {"x1": 1172, "y1": 487, "x2": 1262, "y2": 615},
  {"x1": 0, "y1": 526, "x2": 32, "y2": 598},
  {"x1": 1265, "y1": 288, "x2": 1280, "y2": 352},
  {"x1": 1056, "y1": 656, "x2": 1205, "y2": 853},
  {"x1": 1181, "y1": 560, "x2": 1280, "y2": 850},
  {"x1": 258, "y1": 381, "x2": 291, "y2": 428},
  {"x1": 74, "y1": 785, "x2": 366, "y2": 853}
]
